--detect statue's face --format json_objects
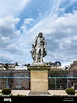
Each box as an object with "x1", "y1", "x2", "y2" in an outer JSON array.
[{"x1": 38, "y1": 32, "x2": 43, "y2": 37}]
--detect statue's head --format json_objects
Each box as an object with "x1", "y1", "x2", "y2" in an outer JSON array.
[{"x1": 38, "y1": 32, "x2": 43, "y2": 37}]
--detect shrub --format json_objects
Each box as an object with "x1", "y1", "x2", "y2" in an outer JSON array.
[
  {"x1": 65, "y1": 88, "x2": 75, "y2": 95},
  {"x1": 2, "y1": 88, "x2": 11, "y2": 95}
]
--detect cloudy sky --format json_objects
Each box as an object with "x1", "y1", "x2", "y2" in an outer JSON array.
[{"x1": 0, "y1": 0, "x2": 77, "y2": 67}]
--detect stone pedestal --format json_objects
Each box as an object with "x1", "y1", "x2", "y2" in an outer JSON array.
[{"x1": 28, "y1": 66, "x2": 51, "y2": 96}]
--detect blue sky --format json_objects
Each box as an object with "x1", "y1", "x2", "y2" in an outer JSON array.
[{"x1": 0, "y1": 0, "x2": 77, "y2": 67}]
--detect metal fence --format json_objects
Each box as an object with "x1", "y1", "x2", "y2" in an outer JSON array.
[
  {"x1": 0, "y1": 76, "x2": 77, "y2": 90},
  {"x1": 0, "y1": 76, "x2": 30, "y2": 90},
  {"x1": 48, "y1": 76, "x2": 77, "y2": 90}
]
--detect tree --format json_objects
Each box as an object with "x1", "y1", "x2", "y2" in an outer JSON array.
[{"x1": 15, "y1": 62, "x2": 19, "y2": 66}]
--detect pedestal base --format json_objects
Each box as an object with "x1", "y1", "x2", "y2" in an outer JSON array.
[
  {"x1": 28, "y1": 92, "x2": 51, "y2": 96},
  {"x1": 28, "y1": 65, "x2": 51, "y2": 96}
]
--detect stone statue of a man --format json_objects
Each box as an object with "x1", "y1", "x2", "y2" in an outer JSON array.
[{"x1": 30, "y1": 32, "x2": 47, "y2": 63}]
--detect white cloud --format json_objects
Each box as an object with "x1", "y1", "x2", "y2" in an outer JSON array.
[
  {"x1": 22, "y1": 10, "x2": 77, "y2": 65},
  {"x1": 0, "y1": 0, "x2": 30, "y2": 17},
  {"x1": 0, "y1": 16, "x2": 32, "y2": 64},
  {"x1": 20, "y1": 18, "x2": 34, "y2": 33},
  {"x1": 27, "y1": 11, "x2": 77, "y2": 40},
  {"x1": 0, "y1": 16, "x2": 21, "y2": 59},
  {"x1": 0, "y1": 16, "x2": 20, "y2": 38},
  {"x1": 0, "y1": 0, "x2": 77, "y2": 66},
  {"x1": 1, "y1": 36, "x2": 10, "y2": 42},
  {"x1": 0, "y1": 53, "x2": 12, "y2": 63},
  {"x1": 24, "y1": 18, "x2": 34, "y2": 24}
]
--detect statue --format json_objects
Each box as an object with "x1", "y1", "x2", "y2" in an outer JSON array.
[
  {"x1": 30, "y1": 44, "x2": 36, "y2": 62},
  {"x1": 30, "y1": 32, "x2": 47, "y2": 63}
]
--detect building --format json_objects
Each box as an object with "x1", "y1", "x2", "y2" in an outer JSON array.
[
  {"x1": 67, "y1": 61, "x2": 77, "y2": 89},
  {"x1": 0, "y1": 70, "x2": 30, "y2": 89},
  {"x1": 69, "y1": 61, "x2": 77, "y2": 70},
  {"x1": 0, "y1": 63, "x2": 29, "y2": 89},
  {"x1": 8, "y1": 64, "x2": 15, "y2": 70},
  {"x1": 0, "y1": 63, "x2": 6, "y2": 70},
  {"x1": 47, "y1": 61, "x2": 62, "y2": 69},
  {"x1": 15, "y1": 66, "x2": 27, "y2": 70}
]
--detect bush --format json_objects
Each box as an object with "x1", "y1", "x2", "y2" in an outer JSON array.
[
  {"x1": 2, "y1": 88, "x2": 11, "y2": 95},
  {"x1": 65, "y1": 88, "x2": 75, "y2": 95}
]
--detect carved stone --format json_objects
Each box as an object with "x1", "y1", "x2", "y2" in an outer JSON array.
[{"x1": 30, "y1": 32, "x2": 47, "y2": 64}]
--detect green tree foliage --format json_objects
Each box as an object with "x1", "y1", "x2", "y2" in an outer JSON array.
[
  {"x1": 2, "y1": 88, "x2": 11, "y2": 95},
  {"x1": 15, "y1": 62, "x2": 19, "y2": 66},
  {"x1": 48, "y1": 69, "x2": 68, "y2": 77},
  {"x1": 65, "y1": 88, "x2": 75, "y2": 95}
]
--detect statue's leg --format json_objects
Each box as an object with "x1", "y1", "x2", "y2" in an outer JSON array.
[
  {"x1": 35, "y1": 48, "x2": 39, "y2": 62},
  {"x1": 40, "y1": 47, "x2": 43, "y2": 62}
]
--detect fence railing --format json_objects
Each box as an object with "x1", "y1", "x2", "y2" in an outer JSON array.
[
  {"x1": 48, "y1": 76, "x2": 77, "y2": 90},
  {"x1": 0, "y1": 76, "x2": 77, "y2": 90},
  {"x1": 0, "y1": 76, "x2": 30, "y2": 90}
]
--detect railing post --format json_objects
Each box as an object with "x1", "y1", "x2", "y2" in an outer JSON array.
[
  {"x1": 55, "y1": 77, "x2": 56, "y2": 90},
  {"x1": 67, "y1": 77, "x2": 68, "y2": 88},
  {"x1": 18, "y1": 77, "x2": 21, "y2": 89},
  {"x1": 6, "y1": 77, "x2": 9, "y2": 88}
]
